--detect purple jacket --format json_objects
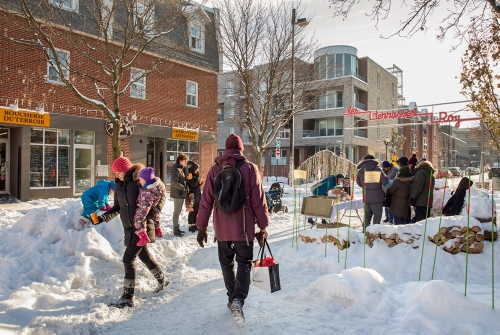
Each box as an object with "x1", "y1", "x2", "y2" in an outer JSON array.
[{"x1": 196, "y1": 150, "x2": 269, "y2": 242}]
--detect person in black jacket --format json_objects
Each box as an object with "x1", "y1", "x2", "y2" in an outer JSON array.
[
  {"x1": 170, "y1": 153, "x2": 189, "y2": 236},
  {"x1": 186, "y1": 161, "x2": 203, "y2": 233},
  {"x1": 96, "y1": 157, "x2": 167, "y2": 308}
]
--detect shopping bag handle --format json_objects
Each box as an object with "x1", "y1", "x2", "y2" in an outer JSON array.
[{"x1": 258, "y1": 239, "x2": 274, "y2": 266}]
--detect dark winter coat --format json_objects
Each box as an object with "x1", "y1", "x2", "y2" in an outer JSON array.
[
  {"x1": 387, "y1": 177, "x2": 412, "y2": 218},
  {"x1": 442, "y1": 177, "x2": 474, "y2": 216},
  {"x1": 81, "y1": 179, "x2": 113, "y2": 219},
  {"x1": 197, "y1": 149, "x2": 269, "y2": 242},
  {"x1": 312, "y1": 175, "x2": 340, "y2": 196},
  {"x1": 187, "y1": 161, "x2": 202, "y2": 202},
  {"x1": 170, "y1": 162, "x2": 188, "y2": 199},
  {"x1": 409, "y1": 161, "x2": 435, "y2": 207},
  {"x1": 356, "y1": 159, "x2": 390, "y2": 204},
  {"x1": 100, "y1": 165, "x2": 166, "y2": 245}
]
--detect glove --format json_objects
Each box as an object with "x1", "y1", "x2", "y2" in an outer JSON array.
[
  {"x1": 100, "y1": 204, "x2": 112, "y2": 211},
  {"x1": 197, "y1": 228, "x2": 208, "y2": 248},
  {"x1": 199, "y1": 179, "x2": 204, "y2": 185},
  {"x1": 155, "y1": 227, "x2": 163, "y2": 238},
  {"x1": 187, "y1": 173, "x2": 193, "y2": 180},
  {"x1": 410, "y1": 198, "x2": 417, "y2": 206},
  {"x1": 93, "y1": 216, "x2": 104, "y2": 225},
  {"x1": 255, "y1": 231, "x2": 265, "y2": 248}
]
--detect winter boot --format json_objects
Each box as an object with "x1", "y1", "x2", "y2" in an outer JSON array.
[
  {"x1": 151, "y1": 267, "x2": 169, "y2": 293},
  {"x1": 109, "y1": 279, "x2": 134, "y2": 308},
  {"x1": 136, "y1": 230, "x2": 150, "y2": 246},
  {"x1": 230, "y1": 298, "x2": 245, "y2": 326},
  {"x1": 188, "y1": 224, "x2": 198, "y2": 233},
  {"x1": 173, "y1": 227, "x2": 185, "y2": 237},
  {"x1": 76, "y1": 216, "x2": 90, "y2": 230}
]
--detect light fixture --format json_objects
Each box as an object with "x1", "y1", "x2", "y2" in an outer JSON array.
[
  {"x1": 131, "y1": 110, "x2": 137, "y2": 121},
  {"x1": 195, "y1": 127, "x2": 200, "y2": 132},
  {"x1": 183, "y1": 126, "x2": 187, "y2": 131},
  {"x1": 296, "y1": 17, "x2": 309, "y2": 27},
  {"x1": 35, "y1": 105, "x2": 45, "y2": 115},
  {"x1": 9, "y1": 99, "x2": 18, "y2": 112}
]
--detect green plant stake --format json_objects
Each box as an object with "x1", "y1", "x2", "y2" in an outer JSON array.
[
  {"x1": 363, "y1": 168, "x2": 367, "y2": 268},
  {"x1": 292, "y1": 181, "x2": 297, "y2": 248},
  {"x1": 418, "y1": 168, "x2": 434, "y2": 281},
  {"x1": 465, "y1": 172, "x2": 471, "y2": 296},
  {"x1": 325, "y1": 167, "x2": 331, "y2": 258},
  {"x1": 491, "y1": 170, "x2": 495, "y2": 309},
  {"x1": 432, "y1": 174, "x2": 448, "y2": 280},
  {"x1": 344, "y1": 195, "x2": 353, "y2": 269}
]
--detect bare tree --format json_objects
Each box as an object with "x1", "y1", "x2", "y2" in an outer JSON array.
[
  {"x1": 214, "y1": 0, "x2": 324, "y2": 166},
  {"x1": 388, "y1": 130, "x2": 406, "y2": 160},
  {"x1": 1, "y1": 0, "x2": 203, "y2": 159}
]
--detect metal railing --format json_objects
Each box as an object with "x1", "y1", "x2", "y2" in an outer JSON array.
[{"x1": 354, "y1": 129, "x2": 367, "y2": 138}]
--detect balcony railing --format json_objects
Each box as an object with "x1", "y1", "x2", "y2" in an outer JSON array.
[
  {"x1": 354, "y1": 101, "x2": 366, "y2": 110},
  {"x1": 354, "y1": 129, "x2": 367, "y2": 138},
  {"x1": 303, "y1": 129, "x2": 343, "y2": 138}
]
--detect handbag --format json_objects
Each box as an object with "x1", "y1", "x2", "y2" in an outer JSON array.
[
  {"x1": 383, "y1": 193, "x2": 392, "y2": 207},
  {"x1": 251, "y1": 239, "x2": 281, "y2": 293}
]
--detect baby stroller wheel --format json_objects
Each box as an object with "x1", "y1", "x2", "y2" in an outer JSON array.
[
  {"x1": 273, "y1": 203, "x2": 282, "y2": 213},
  {"x1": 283, "y1": 206, "x2": 288, "y2": 213}
]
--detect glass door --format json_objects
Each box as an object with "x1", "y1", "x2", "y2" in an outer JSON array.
[
  {"x1": 0, "y1": 140, "x2": 9, "y2": 193},
  {"x1": 74, "y1": 145, "x2": 94, "y2": 195}
]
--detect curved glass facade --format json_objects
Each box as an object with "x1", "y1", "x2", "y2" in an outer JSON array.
[{"x1": 314, "y1": 46, "x2": 359, "y2": 80}]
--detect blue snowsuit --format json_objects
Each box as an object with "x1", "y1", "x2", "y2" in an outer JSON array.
[
  {"x1": 81, "y1": 179, "x2": 114, "y2": 219},
  {"x1": 312, "y1": 175, "x2": 340, "y2": 196}
]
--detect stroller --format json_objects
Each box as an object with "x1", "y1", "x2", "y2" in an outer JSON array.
[{"x1": 265, "y1": 182, "x2": 288, "y2": 214}]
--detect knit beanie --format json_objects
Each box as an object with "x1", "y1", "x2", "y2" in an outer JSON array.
[
  {"x1": 109, "y1": 180, "x2": 115, "y2": 191},
  {"x1": 408, "y1": 154, "x2": 418, "y2": 166},
  {"x1": 138, "y1": 167, "x2": 155, "y2": 183},
  {"x1": 336, "y1": 173, "x2": 345, "y2": 179},
  {"x1": 382, "y1": 160, "x2": 392, "y2": 168},
  {"x1": 397, "y1": 156, "x2": 408, "y2": 166},
  {"x1": 364, "y1": 155, "x2": 375, "y2": 160},
  {"x1": 398, "y1": 166, "x2": 411, "y2": 178},
  {"x1": 225, "y1": 134, "x2": 244, "y2": 152},
  {"x1": 112, "y1": 157, "x2": 133, "y2": 173}
]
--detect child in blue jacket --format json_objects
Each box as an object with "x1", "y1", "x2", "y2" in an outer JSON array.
[{"x1": 77, "y1": 179, "x2": 115, "y2": 230}]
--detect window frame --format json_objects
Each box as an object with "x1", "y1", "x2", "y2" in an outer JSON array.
[
  {"x1": 130, "y1": 68, "x2": 146, "y2": 99},
  {"x1": 186, "y1": 80, "x2": 198, "y2": 107},
  {"x1": 376, "y1": 73, "x2": 380, "y2": 91},
  {"x1": 190, "y1": 21, "x2": 204, "y2": 53},
  {"x1": 46, "y1": 48, "x2": 70, "y2": 83},
  {"x1": 51, "y1": 0, "x2": 78, "y2": 12},
  {"x1": 423, "y1": 137, "x2": 428, "y2": 151},
  {"x1": 135, "y1": 1, "x2": 155, "y2": 36}
]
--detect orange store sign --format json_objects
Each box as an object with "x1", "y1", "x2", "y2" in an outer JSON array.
[
  {"x1": 0, "y1": 107, "x2": 50, "y2": 127},
  {"x1": 171, "y1": 127, "x2": 199, "y2": 141}
]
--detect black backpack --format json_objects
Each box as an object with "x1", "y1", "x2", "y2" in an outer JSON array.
[{"x1": 214, "y1": 159, "x2": 247, "y2": 214}]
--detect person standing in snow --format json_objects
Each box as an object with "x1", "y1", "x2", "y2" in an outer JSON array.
[
  {"x1": 408, "y1": 153, "x2": 418, "y2": 176},
  {"x1": 386, "y1": 165, "x2": 412, "y2": 225},
  {"x1": 77, "y1": 179, "x2": 115, "y2": 229},
  {"x1": 356, "y1": 155, "x2": 389, "y2": 229},
  {"x1": 96, "y1": 157, "x2": 167, "y2": 308},
  {"x1": 134, "y1": 167, "x2": 167, "y2": 246},
  {"x1": 408, "y1": 159, "x2": 435, "y2": 222},
  {"x1": 381, "y1": 161, "x2": 398, "y2": 224},
  {"x1": 196, "y1": 134, "x2": 270, "y2": 325},
  {"x1": 186, "y1": 160, "x2": 203, "y2": 233},
  {"x1": 170, "y1": 153, "x2": 189, "y2": 237}
]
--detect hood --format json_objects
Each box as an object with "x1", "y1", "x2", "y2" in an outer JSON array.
[
  {"x1": 415, "y1": 160, "x2": 435, "y2": 173},
  {"x1": 187, "y1": 161, "x2": 199, "y2": 174},
  {"x1": 396, "y1": 176, "x2": 413, "y2": 184},
  {"x1": 144, "y1": 177, "x2": 161, "y2": 189},
  {"x1": 97, "y1": 179, "x2": 112, "y2": 189},
  {"x1": 357, "y1": 159, "x2": 379, "y2": 171},
  {"x1": 214, "y1": 150, "x2": 246, "y2": 167}
]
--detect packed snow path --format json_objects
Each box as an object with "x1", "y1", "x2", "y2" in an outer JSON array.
[{"x1": 0, "y1": 176, "x2": 499, "y2": 334}]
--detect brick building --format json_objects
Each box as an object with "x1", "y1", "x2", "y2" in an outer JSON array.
[{"x1": 0, "y1": 1, "x2": 219, "y2": 200}]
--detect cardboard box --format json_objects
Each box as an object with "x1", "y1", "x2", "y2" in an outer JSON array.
[{"x1": 301, "y1": 196, "x2": 340, "y2": 218}]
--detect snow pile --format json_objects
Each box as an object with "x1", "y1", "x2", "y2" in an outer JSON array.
[{"x1": 463, "y1": 188, "x2": 495, "y2": 219}]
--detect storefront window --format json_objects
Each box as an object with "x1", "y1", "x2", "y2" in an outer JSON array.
[
  {"x1": 165, "y1": 139, "x2": 200, "y2": 184},
  {"x1": 74, "y1": 130, "x2": 94, "y2": 145},
  {"x1": 30, "y1": 128, "x2": 70, "y2": 188}
]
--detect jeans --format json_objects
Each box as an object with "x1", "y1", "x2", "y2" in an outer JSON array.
[
  {"x1": 415, "y1": 206, "x2": 431, "y2": 222},
  {"x1": 218, "y1": 240, "x2": 254, "y2": 304},
  {"x1": 363, "y1": 202, "x2": 383, "y2": 228},
  {"x1": 384, "y1": 207, "x2": 394, "y2": 222},
  {"x1": 123, "y1": 233, "x2": 158, "y2": 281},
  {"x1": 393, "y1": 216, "x2": 406, "y2": 225},
  {"x1": 172, "y1": 198, "x2": 184, "y2": 229}
]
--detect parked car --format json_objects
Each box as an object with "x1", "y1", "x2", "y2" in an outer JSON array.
[
  {"x1": 488, "y1": 167, "x2": 500, "y2": 178},
  {"x1": 436, "y1": 170, "x2": 452, "y2": 179},
  {"x1": 465, "y1": 167, "x2": 479, "y2": 175},
  {"x1": 448, "y1": 167, "x2": 462, "y2": 177}
]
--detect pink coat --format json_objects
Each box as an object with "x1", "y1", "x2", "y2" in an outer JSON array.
[{"x1": 196, "y1": 150, "x2": 269, "y2": 242}]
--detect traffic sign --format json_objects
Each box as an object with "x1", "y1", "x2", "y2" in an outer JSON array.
[
  {"x1": 276, "y1": 139, "x2": 281, "y2": 148},
  {"x1": 276, "y1": 148, "x2": 281, "y2": 158}
]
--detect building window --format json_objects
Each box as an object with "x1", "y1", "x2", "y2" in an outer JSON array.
[
  {"x1": 316, "y1": 91, "x2": 343, "y2": 109},
  {"x1": 303, "y1": 117, "x2": 343, "y2": 137},
  {"x1": 271, "y1": 149, "x2": 287, "y2": 165},
  {"x1": 433, "y1": 125, "x2": 437, "y2": 136},
  {"x1": 228, "y1": 101, "x2": 235, "y2": 118},
  {"x1": 377, "y1": 97, "x2": 380, "y2": 109},
  {"x1": 229, "y1": 126, "x2": 235, "y2": 134},
  {"x1": 186, "y1": 81, "x2": 198, "y2": 107},
  {"x1": 47, "y1": 49, "x2": 70, "y2": 83},
  {"x1": 218, "y1": 106, "x2": 224, "y2": 122},
  {"x1": 376, "y1": 74, "x2": 380, "y2": 91},
  {"x1": 30, "y1": 128, "x2": 70, "y2": 188},
  {"x1": 51, "y1": 0, "x2": 78, "y2": 11},
  {"x1": 190, "y1": 22, "x2": 204, "y2": 53},
  {"x1": 411, "y1": 117, "x2": 417, "y2": 131},
  {"x1": 423, "y1": 137, "x2": 428, "y2": 150},
  {"x1": 411, "y1": 134, "x2": 418, "y2": 149},
  {"x1": 166, "y1": 140, "x2": 200, "y2": 184},
  {"x1": 376, "y1": 126, "x2": 380, "y2": 140},
  {"x1": 279, "y1": 128, "x2": 290, "y2": 139},
  {"x1": 225, "y1": 81, "x2": 234, "y2": 95},
  {"x1": 392, "y1": 83, "x2": 395, "y2": 98},
  {"x1": 434, "y1": 140, "x2": 438, "y2": 151},
  {"x1": 130, "y1": 68, "x2": 146, "y2": 99},
  {"x1": 135, "y1": 1, "x2": 154, "y2": 35}
]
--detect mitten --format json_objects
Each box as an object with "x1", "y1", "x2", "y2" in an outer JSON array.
[
  {"x1": 255, "y1": 231, "x2": 265, "y2": 248},
  {"x1": 136, "y1": 230, "x2": 150, "y2": 247},
  {"x1": 100, "y1": 204, "x2": 112, "y2": 211},
  {"x1": 155, "y1": 227, "x2": 163, "y2": 238},
  {"x1": 187, "y1": 173, "x2": 193, "y2": 180},
  {"x1": 197, "y1": 228, "x2": 208, "y2": 248},
  {"x1": 410, "y1": 198, "x2": 417, "y2": 206},
  {"x1": 93, "y1": 216, "x2": 104, "y2": 225},
  {"x1": 199, "y1": 179, "x2": 204, "y2": 185}
]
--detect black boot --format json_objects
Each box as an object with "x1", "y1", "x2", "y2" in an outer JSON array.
[
  {"x1": 109, "y1": 279, "x2": 134, "y2": 308},
  {"x1": 188, "y1": 224, "x2": 198, "y2": 232},
  {"x1": 174, "y1": 227, "x2": 185, "y2": 237},
  {"x1": 151, "y1": 267, "x2": 169, "y2": 293}
]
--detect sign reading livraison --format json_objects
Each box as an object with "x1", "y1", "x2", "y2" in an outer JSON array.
[
  {"x1": 171, "y1": 127, "x2": 198, "y2": 141},
  {"x1": 0, "y1": 107, "x2": 50, "y2": 127}
]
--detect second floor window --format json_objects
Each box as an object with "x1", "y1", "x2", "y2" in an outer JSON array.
[
  {"x1": 279, "y1": 128, "x2": 290, "y2": 139},
  {"x1": 190, "y1": 23, "x2": 203, "y2": 53},
  {"x1": 316, "y1": 91, "x2": 343, "y2": 109},
  {"x1": 130, "y1": 69, "x2": 146, "y2": 99},
  {"x1": 303, "y1": 117, "x2": 343, "y2": 137},
  {"x1": 187, "y1": 81, "x2": 198, "y2": 107},
  {"x1": 47, "y1": 49, "x2": 70, "y2": 83}
]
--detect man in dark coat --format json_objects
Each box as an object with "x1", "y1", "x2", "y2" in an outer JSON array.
[
  {"x1": 387, "y1": 166, "x2": 412, "y2": 225},
  {"x1": 97, "y1": 157, "x2": 167, "y2": 308},
  {"x1": 186, "y1": 160, "x2": 202, "y2": 232},
  {"x1": 409, "y1": 160, "x2": 435, "y2": 222},
  {"x1": 196, "y1": 134, "x2": 270, "y2": 325},
  {"x1": 170, "y1": 153, "x2": 189, "y2": 236},
  {"x1": 356, "y1": 155, "x2": 389, "y2": 229}
]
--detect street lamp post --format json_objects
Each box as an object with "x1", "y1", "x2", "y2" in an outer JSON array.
[
  {"x1": 382, "y1": 136, "x2": 390, "y2": 161},
  {"x1": 288, "y1": 8, "x2": 308, "y2": 185}
]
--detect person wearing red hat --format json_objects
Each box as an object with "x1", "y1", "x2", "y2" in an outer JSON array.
[
  {"x1": 95, "y1": 157, "x2": 167, "y2": 308},
  {"x1": 408, "y1": 154, "x2": 418, "y2": 175},
  {"x1": 196, "y1": 134, "x2": 269, "y2": 325}
]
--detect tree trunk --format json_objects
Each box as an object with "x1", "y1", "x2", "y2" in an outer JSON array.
[
  {"x1": 254, "y1": 150, "x2": 262, "y2": 170},
  {"x1": 112, "y1": 119, "x2": 121, "y2": 160}
]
